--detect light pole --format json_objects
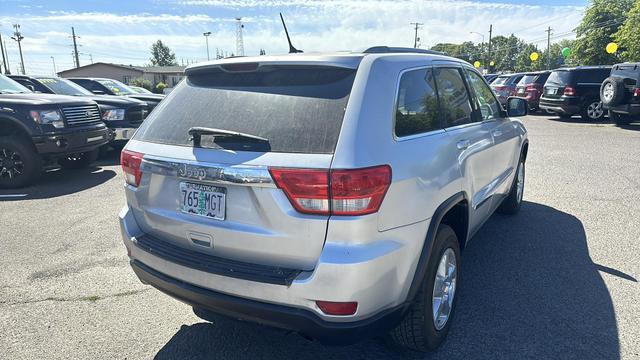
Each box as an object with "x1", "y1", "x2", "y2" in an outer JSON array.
[
  {"x1": 50, "y1": 56, "x2": 57, "y2": 75},
  {"x1": 203, "y1": 32, "x2": 211, "y2": 61},
  {"x1": 11, "y1": 24, "x2": 25, "y2": 74},
  {"x1": 470, "y1": 31, "x2": 485, "y2": 68}
]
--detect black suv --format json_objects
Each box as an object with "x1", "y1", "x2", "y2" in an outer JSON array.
[
  {"x1": 9, "y1": 75, "x2": 149, "y2": 145},
  {"x1": 67, "y1": 77, "x2": 164, "y2": 112},
  {"x1": 540, "y1": 66, "x2": 611, "y2": 121},
  {"x1": 0, "y1": 74, "x2": 109, "y2": 188},
  {"x1": 600, "y1": 62, "x2": 640, "y2": 126}
]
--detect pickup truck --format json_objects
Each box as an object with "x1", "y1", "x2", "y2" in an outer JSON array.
[{"x1": 0, "y1": 74, "x2": 108, "y2": 188}]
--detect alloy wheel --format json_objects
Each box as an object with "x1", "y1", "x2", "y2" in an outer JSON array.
[
  {"x1": 602, "y1": 83, "x2": 614, "y2": 102},
  {"x1": 587, "y1": 101, "x2": 604, "y2": 120},
  {"x1": 432, "y1": 248, "x2": 457, "y2": 331},
  {"x1": 0, "y1": 147, "x2": 25, "y2": 180}
]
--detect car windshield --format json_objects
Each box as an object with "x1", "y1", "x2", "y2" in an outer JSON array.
[
  {"x1": 135, "y1": 65, "x2": 356, "y2": 154},
  {"x1": 131, "y1": 86, "x2": 152, "y2": 94},
  {"x1": 0, "y1": 75, "x2": 32, "y2": 94},
  {"x1": 492, "y1": 76, "x2": 509, "y2": 85},
  {"x1": 96, "y1": 79, "x2": 136, "y2": 95},
  {"x1": 518, "y1": 75, "x2": 537, "y2": 85},
  {"x1": 36, "y1": 77, "x2": 93, "y2": 96}
]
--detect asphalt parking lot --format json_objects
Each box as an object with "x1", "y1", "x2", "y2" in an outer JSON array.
[{"x1": 1, "y1": 115, "x2": 638, "y2": 360}]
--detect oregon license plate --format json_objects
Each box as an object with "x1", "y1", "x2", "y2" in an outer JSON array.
[{"x1": 179, "y1": 182, "x2": 226, "y2": 220}]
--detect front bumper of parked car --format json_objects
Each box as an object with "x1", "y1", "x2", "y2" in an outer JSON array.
[{"x1": 32, "y1": 124, "x2": 109, "y2": 155}]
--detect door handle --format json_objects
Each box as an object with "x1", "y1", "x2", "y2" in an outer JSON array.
[
  {"x1": 456, "y1": 139, "x2": 471, "y2": 150},
  {"x1": 492, "y1": 130, "x2": 503, "y2": 137}
]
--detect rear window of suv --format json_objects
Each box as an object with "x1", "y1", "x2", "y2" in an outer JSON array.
[
  {"x1": 134, "y1": 65, "x2": 356, "y2": 154},
  {"x1": 547, "y1": 70, "x2": 572, "y2": 85}
]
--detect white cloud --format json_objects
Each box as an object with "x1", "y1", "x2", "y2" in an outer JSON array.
[{"x1": 1, "y1": 1, "x2": 584, "y2": 75}]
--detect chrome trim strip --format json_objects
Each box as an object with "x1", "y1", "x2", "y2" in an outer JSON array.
[{"x1": 141, "y1": 155, "x2": 275, "y2": 187}]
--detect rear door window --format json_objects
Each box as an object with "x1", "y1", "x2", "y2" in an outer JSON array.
[
  {"x1": 434, "y1": 68, "x2": 474, "y2": 127},
  {"x1": 394, "y1": 68, "x2": 441, "y2": 137},
  {"x1": 547, "y1": 71, "x2": 572, "y2": 85},
  {"x1": 134, "y1": 65, "x2": 356, "y2": 154}
]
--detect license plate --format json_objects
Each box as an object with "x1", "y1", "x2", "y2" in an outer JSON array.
[
  {"x1": 180, "y1": 182, "x2": 226, "y2": 220},
  {"x1": 546, "y1": 88, "x2": 556, "y2": 95}
]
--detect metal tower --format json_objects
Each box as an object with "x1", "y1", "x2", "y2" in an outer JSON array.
[{"x1": 235, "y1": 17, "x2": 244, "y2": 56}]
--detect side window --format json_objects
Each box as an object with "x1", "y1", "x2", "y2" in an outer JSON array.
[
  {"x1": 434, "y1": 68, "x2": 474, "y2": 127},
  {"x1": 394, "y1": 68, "x2": 441, "y2": 137},
  {"x1": 74, "y1": 79, "x2": 95, "y2": 91},
  {"x1": 465, "y1": 70, "x2": 501, "y2": 121}
]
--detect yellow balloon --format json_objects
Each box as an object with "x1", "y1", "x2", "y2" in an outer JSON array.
[
  {"x1": 530, "y1": 52, "x2": 539, "y2": 61},
  {"x1": 490, "y1": 60, "x2": 495, "y2": 66},
  {"x1": 606, "y1": 42, "x2": 618, "y2": 54},
  {"x1": 474, "y1": 61, "x2": 481, "y2": 68}
]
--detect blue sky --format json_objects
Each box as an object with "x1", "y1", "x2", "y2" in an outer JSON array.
[{"x1": 0, "y1": 0, "x2": 588, "y2": 75}]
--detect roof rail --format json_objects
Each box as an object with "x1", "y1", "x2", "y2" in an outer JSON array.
[{"x1": 363, "y1": 46, "x2": 445, "y2": 55}]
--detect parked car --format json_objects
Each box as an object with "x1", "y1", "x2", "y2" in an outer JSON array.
[
  {"x1": 119, "y1": 48, "x2": 529, "y2": 352},
  {"x1": 484, "y1": 73, "x2": 499, "y2": 84},
  {"x1": 67, "y1": 77, "x2": 164, "y2": 112},
  {"x1": 490, "y1": 73, "x2": 524, "y2": 105},
  {"x1": 0, "y1": 74, "x2": 108, "y2": 188},
  {"x1": 539, "y1": 66, "x2": 611, "y2": 121},
  {"x1": 600, "y1": 62, "x2": 640, "y2": 126},
  {"x1": 9, "y1": 75, "x2": 149, "y2": 145},
  {"x1": 514, "y1": 71, "x2": 551, "y2": 112},
  {"x1": 128, "y1": 85, "x2": 153, "y2": 94}
]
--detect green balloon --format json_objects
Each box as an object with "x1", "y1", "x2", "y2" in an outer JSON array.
[{"x1": 561, "y1": 47, "x2": 571, "y2": 58}]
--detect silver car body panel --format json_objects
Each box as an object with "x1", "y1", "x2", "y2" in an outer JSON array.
[{"x1": 120, "y1": 52, "x2": 528, "y2": 322}]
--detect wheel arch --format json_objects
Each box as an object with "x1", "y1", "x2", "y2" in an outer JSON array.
[
  {"x1": 0, "y1": 115, "x2": 32, "y2": 138},
  {"x1": 404, "y1": 191, "x2": 469, "y2": 305}
]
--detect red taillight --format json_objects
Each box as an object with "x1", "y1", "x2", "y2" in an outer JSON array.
[
  {"x1": 269, "y1": 165, "x2": 391, "y2": 216},
  {"x1": 330, "y1": 166, "x2": 392, "y2": 215},
  {"x1": 633, "y1": 88, "x2": 640, "y2": 97},
  {"x1": 121, "y1": 150, "x2": 144, "y2": 186},
  {"x1": 316, "y1": 301, "x2": 358, "y2": 316},
  {"x1": 493, "y1": 86, "x2": 507, "y2": 91},
  {"x1": 269, "y1": 168, "x2": 329, "y2": 215},
  {"x1": 563, "y1": 86, "x2": 576, "y2": 96}
]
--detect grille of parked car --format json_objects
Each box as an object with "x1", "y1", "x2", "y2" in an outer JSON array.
[
  {"x1": 125, "y1": 106, "x2": 148, "y2": 126},
  {"x1": 62, "y1": 105, "x2": 102, "y2": 126}
]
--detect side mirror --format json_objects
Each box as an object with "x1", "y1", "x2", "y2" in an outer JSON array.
[
  {"x1": 91, "y1": 89, "x2": 106, "y2": 95},
  {"x1": 506, "y1": 97, "x2": 528, "y2": 117}
]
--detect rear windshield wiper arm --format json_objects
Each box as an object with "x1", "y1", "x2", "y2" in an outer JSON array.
[{"x1": 188, "y1": 127, "x2": 269, "y2": 147}]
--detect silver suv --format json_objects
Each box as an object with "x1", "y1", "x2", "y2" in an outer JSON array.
[{"x1": 119, "y1": 47, "x2": 529, "y2": 351}]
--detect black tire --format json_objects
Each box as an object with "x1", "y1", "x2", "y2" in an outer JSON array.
[
  {"x1": 581, "y1": 99, "x2": 605, "y2": 121},
  {"x1": 0, "y1": 136, "x2": 42, "y2": 188},
  {"x1": 497, "y1": 156, "x2": 525, "y2": 215},
  {"x1": 390, "y1": 224, "x2": 461, "y2": 352},
  {"x1": 600, "y1": 77, "x2": 625, "y2": 107},
  {"x1": 58, "y1": 149, "x2": 99, "y2": 170},
  {"x1": 609, "y1": 110, "x2": 632, "y2": 126}
]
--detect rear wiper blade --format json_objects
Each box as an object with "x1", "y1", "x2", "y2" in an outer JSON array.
[{"x1": 188, "y1": 127, "x2": 269, "y2": 147}]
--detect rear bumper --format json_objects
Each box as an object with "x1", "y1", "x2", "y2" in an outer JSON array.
[
  {"x1": 607, "y1": 103, "x2": 640, "y2": 116},
  {"x1": 32, "y1": 126, "x2": 109, "y2": 155},
  {"x1": 119, "y1": 205, "x2": 427, "y2": 338},
  {"x1": 131, "y1": 259, "x2": 405, "y2": 344},
  {"x1": 539, "y1": 97, "x2": 581, "y2": 115}
]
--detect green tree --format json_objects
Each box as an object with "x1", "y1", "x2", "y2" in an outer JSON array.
[
  {"x1": 615, "y1": 0, "x2": 640, "y2": 62},
  {"x1": 573, "y1": 0, "x2": 634, "y2": 65},
  {"x1": 150, "y1": 40, "x2": 178, "y2": 66},
  {"x1": 130, "y1": 77, "x2": 152, "y2": 90}
]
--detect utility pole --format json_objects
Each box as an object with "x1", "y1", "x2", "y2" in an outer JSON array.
[
  {"x1": 50, "y1": 56, "x2": 57, "y2": 75},
  {"x1": 89, "y1": 54, "x2": 93, "y2": 64},
  {"x1": 487, "y1": 24, "x2": 493, "y2": 71},
  {"x1": 11, "y1": 24, "x2": 25, "y2": 74},
  {"x1": 203, "y1": 31, "x2": 211, "y2": 60},
  {"x1": 71, "y1": 27, "x2": 80, "y2": 68},
  {"x1": 0, "y1": 33, "x2": 7, "y2": 74},
  {"x1": 3, "y1": 40, "x2": 10, "y2": 74},
  {"x1": 235, "y1": 18, "x2": 244, "y2": 56},
  {"x1": 410, "y1": 22, "x2": 423, "y2": 48},
  {"x1": 545, "y1": 26, "x2": 553, "y2": 70}
]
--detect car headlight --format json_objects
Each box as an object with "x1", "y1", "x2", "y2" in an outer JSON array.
[
  {"x1": 30, "y1": 110, "x2": 64, "y2": 128},
  {"x1": 102, "y1": 108, "x2": 125, "y2": 121}
]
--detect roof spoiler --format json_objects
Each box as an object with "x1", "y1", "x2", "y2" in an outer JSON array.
[{"x1": 363, "y1": 46, "x2": 445, "y2": 55}]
